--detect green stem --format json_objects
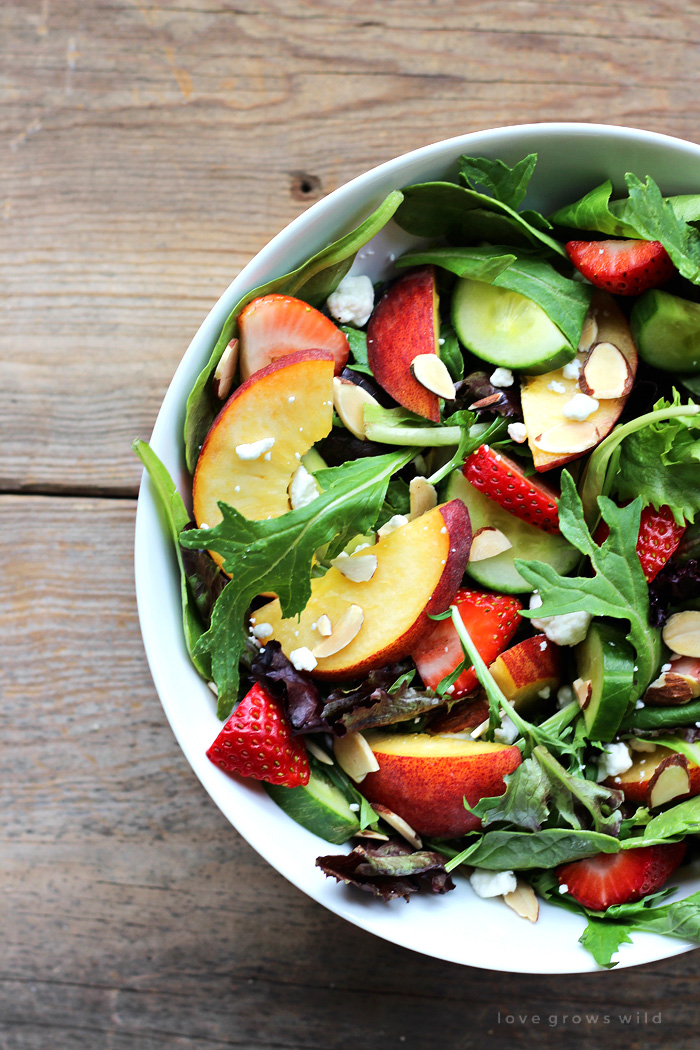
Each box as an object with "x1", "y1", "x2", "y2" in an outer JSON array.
[{"x1": 364, "y1": 422, "x2": 462, "y2": 447}]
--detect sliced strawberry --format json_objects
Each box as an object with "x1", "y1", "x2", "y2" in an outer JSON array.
[
  {"x1": 595, "y1": 504, "x2": 686, "y2": 582},
  {"x1": 463, "y1": 445, "x2": 560, "y2": 533},
  {"x1": 566, "y1": 239, "x2": 675, "y2": 296},
  {"x1": 557, "y1": 842, "x2": 686, "y2": 911},
  {"x1": 412, "y1": 589, "x2": 522, "y2": 699},
  {"x1": 206, "y1": 682, "x2": 310, "y2": 787},
  {"x1": 238, "y1": 293, "x2": 349, "y2": 381}
]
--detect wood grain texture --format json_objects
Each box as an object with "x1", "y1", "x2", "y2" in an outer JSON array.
[
  {"x1": 3, "y1": 495, "x2": 700, "y2": 1049},
  {"x1": 2, "y1": 0, "x2": 700, "y2": 493}
]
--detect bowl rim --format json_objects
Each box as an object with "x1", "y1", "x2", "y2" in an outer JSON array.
[{"x1": 135, "y1": 121, "x2": 700, "y2": 974}]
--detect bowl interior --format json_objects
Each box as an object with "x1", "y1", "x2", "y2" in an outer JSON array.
[{"x1": 135, "y1": 123, "x2": 700, "y2": 973}]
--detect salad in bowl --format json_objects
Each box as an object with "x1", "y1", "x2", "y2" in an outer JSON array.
[{"x1": 135, "y1": 125, "x2": 700, "y2": 972}]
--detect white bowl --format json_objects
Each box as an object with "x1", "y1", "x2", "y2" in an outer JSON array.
[{"x1": 135, "y1": 122, "x2": 700, "y2": 973}]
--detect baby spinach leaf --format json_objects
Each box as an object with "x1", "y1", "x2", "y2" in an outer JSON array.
[
  {"x1": 183, "y1": 191, "x2": 404, "y2": 472},
  {"x1": 397, "y1": 245, "x2": 591, "y2": 349},
  {"x1": 458, "y1": 153, "x2": 537, "y2": 210},
  {"x1": 445, "y1": 828, "x2": 620, "y2": 872},
  {"x1": 621, "y1": 698, "x2": 700, "y2": 732},
  {"x1": 549, "y1": 179, "x2": 640, "y2": 237},
  {"x1": 465, "y1": 756, "x2": 550, "y2": 832},
  {"x1": 439, "y1": 321, "x2": 465, "y2": 382},
  {"x1": 623, "y1": 795, "x2": 700, "y2": 848},
  {"x1": 340, "y1": 325, "x2": 372, "y2": 375},
  {"x1": 132, "y1": 439, "x2": 212, "y2": 678},
  {"x1": 180, "y1": 450, "x2": 413, "y2": 716},
  {"x1": 517, "y1": 472, "x2": 662, "y2": 702}
]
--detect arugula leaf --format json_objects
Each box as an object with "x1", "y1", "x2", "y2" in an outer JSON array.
[
  {"x1": 613, "y1": 393, "x2": 700, "y2": 525},
  {"x1": 624, "y1": 173, "x2": 700, "y2": 284},
  {"x1": 397, "y1": 245, "x2": 591, "y2": 349},
  {"x1": 517, "y1": 472, "x2": 661, "y2": 701},
  {"x1": 394, "y1": 181, "x2": 567, "y2": 257},
  {"x1": 549, "y1": 179, "x2": 640, "y2": 237},
  {"x1": 181, "y1": 450, "x2": 412, "y2": 716},
  {"x1": 439, "y1": 321, "x2": 465, "y2": 382},
  {"x1": 579, "y1": 918, "x2": 634, "y2": 968},
  {"x1": 183, "y1": 191, "x2": 403, "y2": 471},
  {"x1": 132, "y1": 439, "x2": 212, "y2": 678},
  {"x1": 533, "y1": 746, "x2": 623, "y2": 836},
  {"x1": 458, "y1": 153, "x2": 537, "y2": 210},
  {"x1": 465, "y1": 756, "x2": 550, "y2": 832},
  {"x1": 623, "y1": 795, "x2": 700, "y2": 848},
  {"x1": 445, "y1": 828, "x2": 620, "y2": 872}
]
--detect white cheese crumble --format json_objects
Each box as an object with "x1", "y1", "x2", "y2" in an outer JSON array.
[
  {"x1": 235, "y1": 436, "x2": 275, "y2": 461},
  {"x1": 507, "y1": 421, "x2": 528, "y2": 444},
  {"x1": 596, "y1": 742, "x2": 633, "y2": 782},
  {"x1": 558, "y1": 883, "x2": 569, "y2": 894},
  {"x1": 562, "y1": 358, "x2": 582, "y2": 380},
  {"x1": 537, "y1": 686, "x2": 551, "y2": 699},
  {"x1": 289, "y1": 646, "x2": 317, "y2": 672},
  {"x1": 489, "y1": 367, "x2": 514, "y2": 388},
  {"x1": 547, "y1": 379, "x2": 566, "y2": 394},
  {"x1": 562, "y1": 392, "x2": 599, "y2": 421},
  {"x1": 251, "y1": 622, "x2": 273, "y2": 640},
  {"x1": 557, "y1": 684, "x2": 574, "y2": 709},
  {"x1": 529, "y1": 592, "x2": 592, "y2": 647},
  {"x1": 289, "y1": 463, "x2": 319, "y2": 510},
  {"x1": 326, "y1": 274, "x2": 374, "y2": 327},
  {"x1": 377, "y1": 514, "x2": 408, "y2": 537},
  {"x1": 470, "y1": 868, "x2": 517, "y2": 898},
  {"x1": 494, "y1": 714, "x2": 519, "y2": 744}
]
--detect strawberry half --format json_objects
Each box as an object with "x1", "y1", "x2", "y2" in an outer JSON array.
[
  {"x1": 412, "y1": 589, "x2": 522, "y2": 699},
  {"x1": 463, "y1": 445, "x2": 560, "y2": 533},
  {"x1": 566, "y1": 239, "x2": 675, "y2": 296},
  {"x1": 206, "y1": 682, "x2": 310, "y2": 787},
  {"x1": 237, "y1": 293, "x2": 349, "y2": 381},
  {"x1": 557, "y1": 842, "x2": 686, "y2": 911},
  {"x1": 595, "y1": 504, "x2": 686, "y2": 582}
]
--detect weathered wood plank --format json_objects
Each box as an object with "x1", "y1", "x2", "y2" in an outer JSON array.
[
  {"x1": 2, "y1": 494, "x2": 700, "y2": 1048},
  {"x1": 2, "y1": 0, "x2": 700, "y2": 493}
]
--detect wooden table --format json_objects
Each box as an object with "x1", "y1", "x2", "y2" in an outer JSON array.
[{"x1": 3, "y1": 2, "x2": 700, "y2": 1046}]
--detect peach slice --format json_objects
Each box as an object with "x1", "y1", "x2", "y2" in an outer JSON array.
[
  {"x1": 366, "y1": 266, "x2": 442, "y2": 422},
  {"x1": 607, "y1": 744, "x2": 700, "y2": 806},
  {"x1": 488, "y1": 634, "x2": 561, "y2": 714},
  {"x1": 521, "y1": 292, "x2": 638, "y2": 472},
  {"x1": 361, "y1": 731, "x2": 522, "y2": 837},
  {"x1": 193, "y1": 350, "x2": 334, "y2": 566},
  {"x1": 253, "y1": 500, "x2": 472, "y2": 679}
]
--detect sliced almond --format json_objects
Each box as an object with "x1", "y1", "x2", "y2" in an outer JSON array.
[
  {"x1": 648, "y1": 754, "x2": 691, "y2": 808},
  {"x1": 333, "y1": 730, "x2": 379, "y2": 783},
  {"x1": 644, "y1": 671, "x2": 700, "y2": 706},
  {"x1": 408, "y1": 476, "x2": 437, "y2": 520},
  {"x1": 573, "y1": 677, "x2": 592, "y2": 711},
  {"x1": 353, "y1": 829, "x2": 390, "y2": 841},
  {"x1": 469, "y1": 392, "x2": 503, "y2": 411},
  {"x1": 410, "y1": 353, "x2": 456, "y2": 400},
  {"x1": 212, "y1": 338, "x2": 239, "y2": 400},
  {"x1": 579, "y1": 341, "x2": 633, "y2": 400},
  {"x1": 331, "y1": 553, "x2": 378, "y2": 583},
  {"x1": 663, "y1": 611, "x2": 700, "y2": 658},
  {"x1": 469, "y1": 526, "x2": 512, "y2": 562},
  {"x1": 533, "y1": 421, "x2": 599, "y2": 455},
  {"x1": 470, "y1": 718, "x2": 490, "y2": 740},
  {"x1": 578, "y1": 313, "x2": 599, "y2": 353},
  {"x1": 332, "y1": 377, "x2": 379, "y2": 440},
  {"x1": 503, "y1": 880, "x2": 539, "y2": 923},
  {"x1": 305, "y1": 739, "x2": 334, "y2": 765},
  {"x1": 371, "y1": 804, "x2": 422, "y2": 849},
  {"x1": 316, "y1": 614, "x2": 333, "y2": 637},
  {"x1": 313, "y1": 604, "x2": 364, "y2": 658}
]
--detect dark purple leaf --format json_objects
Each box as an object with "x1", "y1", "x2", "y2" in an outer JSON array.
[
  {"x1": 180, "y1": 523, "x2": 228, "y2": 627},
  {"x1": 250, "y1": 641, "x2": 327, "y2": 734},
  {"x1": 316, "y1": 840, "x2": 455, "y2": 902},
  {"x1": 322, "y1": 664, "x2": 445, "y2": 736},
  {"x1": 454, "y1": 371, "x2": 522, "y2": 419},
  {"x1": 648, "y1": 558, "x2": 700, "y2": 627},
  {"x1": 317, "y1": 428, "x2": 390, "y2": 466}
]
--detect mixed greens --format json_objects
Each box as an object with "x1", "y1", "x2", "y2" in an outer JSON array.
[{"x1": 136, "y1": 150, "x2": 700, "y2": 969}]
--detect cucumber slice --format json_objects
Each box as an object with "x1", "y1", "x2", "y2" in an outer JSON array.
[
  {"x1": 575, "y1": 622, "x2": 636, "y2": 741},
  {"x1": 451, "y1": 278, "x2": 575, "y2": 374},
  {"x1": 445, "y1": 470, "x2": 578, "y2": 593},
  {"x1": 264, "y1": 762, "x2": 360, "y2": 844},
  {"x1": 630, "y1": 290, "x2": 700, "y2": 374}
]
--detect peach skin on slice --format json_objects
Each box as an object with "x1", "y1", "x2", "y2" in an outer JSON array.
[
  {"x1": 521, "y1": 292, "x2": 638, "y2": 472},
  {"x1": 366, "y1": 265, "x2": 443, "y2": 422},
  {"x1": 488, "y1": 634, "x2": 561, "y2": 715},
  {"x1": 193, "y1": 349, "x2": 334, "y2": 566},
  {"x1": 252, "y1": 499, "x2": 472, "y2": 679},
  {"x1": 362, "y1": 731, "x2": 522, "y2": 838}
]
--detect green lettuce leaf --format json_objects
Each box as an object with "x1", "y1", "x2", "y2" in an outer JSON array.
[
  {"x1": 341, "y1": 326, "x2": 372, "y2": 375},
  {"x1": 458, "y1": 153, "x2": 537, "y2": 209},
  {"x1": 549, "y1": 179, "x2": 640, "y2": 237},
  {"x1": 445, "y1": 828, "x2": 620, "y2": 872},
  {"x1": 579, "y1": 918, "x2": 634, "y2": 969},
  {"x1": 183, "y1": 190, "x2": 403, "y2": 471},
  {"x1": 623, "y1": 795, "x2": 700, "y2": 849},
  {"x1": 396, "y1": 245, "x2": 591, "y2": 349},
  {"x1": 180, "y1": 451, "x2": 412, "y2": 716},
  {"x1": 465, "y1": 756, "x2": 550, "y2": 832},
  {"x1": 517, "y1": 472, "x2": 662, "y2": 703},
  {"x1": 533, "y1": 746, "x2": 623, "y2": 837}
]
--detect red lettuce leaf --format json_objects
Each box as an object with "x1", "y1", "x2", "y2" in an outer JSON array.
[
  {"x1": 316, "y1": 840, "x2": 455, "y2": 902},
  {"x1": 322, "y1": 664, "x2": 444, "y2": 735},
  {"x1": 648, "y1": 558, "x2": 700, "y2": 627},
  {"x1": 250, "y1": 641, "x2": 327, "y2": 734}
]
